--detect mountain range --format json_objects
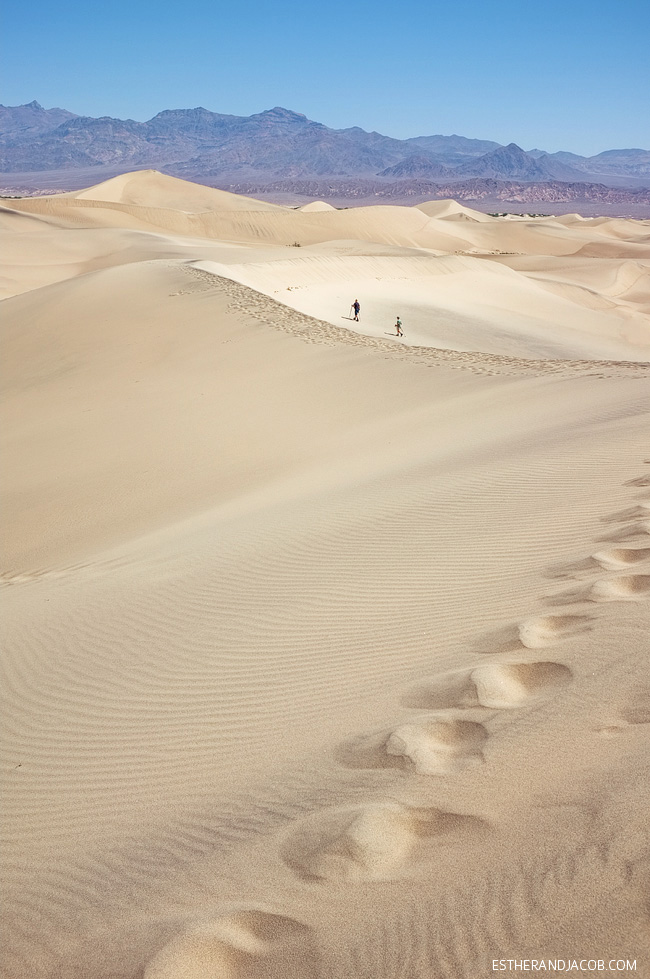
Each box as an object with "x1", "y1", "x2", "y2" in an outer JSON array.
[{"x1": 1, "y1": 101, "x2": 649, "y2": 210}]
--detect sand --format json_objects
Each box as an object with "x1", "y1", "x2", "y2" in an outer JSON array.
[{"x1": 1, "y1": 170, "x2": 650, "y2": 978}]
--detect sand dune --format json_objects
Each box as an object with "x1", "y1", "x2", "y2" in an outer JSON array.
[
  {"x1": 69, "y1": 168, "x2": 286, "y2": 212},
  {"x1": 415, "y1": 198, "x2": 494, "y2": 222},
  {"x1": 2, "y1": 171, "x2": 650, "y2": 979},
  {"x1": 297, "y1": 200, "x2": 336, "y2": 212},
  {"x1": 192, "y1": 251, "x2": 647, "y2": 359},
  {"x1": 5, "y1": 173, "x2": 649, "y2": 359}
]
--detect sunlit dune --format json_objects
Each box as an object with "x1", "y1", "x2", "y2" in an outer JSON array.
[{"x1": 2, "y1": 171, "x2": 649, "y2": 979}]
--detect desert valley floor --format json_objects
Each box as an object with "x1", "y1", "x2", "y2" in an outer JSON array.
[{"x1": 2, "y1": 172, "x2": 650, "y2": 978}]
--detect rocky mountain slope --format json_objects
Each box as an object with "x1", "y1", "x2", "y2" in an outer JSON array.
[
  {"x1": 1, "y1": 102, "x2": 647, "y2": 183},
  {"x1": 1, "y1": 103, "x2": 648, "y2": 212}
]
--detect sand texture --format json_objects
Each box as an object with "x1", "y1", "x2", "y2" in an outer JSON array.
[{"x1": 2, "y1": 171, "x2": 650, "y2": 978}]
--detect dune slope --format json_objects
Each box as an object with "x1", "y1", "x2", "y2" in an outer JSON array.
[{"x1": 2, "y1": 172, "x2": 650, "y2": 979}]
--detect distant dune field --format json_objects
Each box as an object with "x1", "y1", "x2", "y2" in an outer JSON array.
[{"x1": 2, "y1": 171, "x2": 650, "y2": 979}]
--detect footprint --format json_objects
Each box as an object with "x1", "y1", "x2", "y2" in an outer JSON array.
[
  {"x1": 589, "y1": 575, "x2": 650, "y2": 601},
  {"x1": 625, "y1": 475, "x2": 650, "y2": 487},
  {"x1": 602, "y1": 504, "x2": 650, "y2": 524},
  {"x1": 518, "y1": 614, "x2": 594, "y2": 648},
  {"x1": 337, "y1": 716, "x2": 488, "y2": 775},
  {"x1": 386, "y1": 718, "x2": 487, "y2": 774},
  {"x1": 545, "y1": 557, "x2": 600, "y2": 580},
  {"x1": 620, "y1": 685, "x2": 650, "y2": 725},
  {"x1": 598, "y1": 724, "x2": 627, "y2": 738},
  {"x1": 144, "y1": 910, "x2": 319, "y2": 979},
  {"x1": 0, "y1": 568, "x2": 66, "y2": 585},
  {"x1": 592, "y1": 547, "x2": 650, "y2": 570},
  {"x1": 282, "y1": 801, "x2": 488, "y2": 882},
  {"x1": 403, "y1": 661, "x2": 572, "y2": 711},
  {"x1": 597, "y1": 521, "x2": 650, "y2": 543},
  {"x1": 545, "y1": 585, "x2": 594, "y2": 606}
]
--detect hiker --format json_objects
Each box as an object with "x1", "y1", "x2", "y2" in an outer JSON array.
[
  {"x1": 352, "y1": 299, "x2": 360, "y2": 322},
  {"x1": 395, "y1": 316, "x2": 403, "y2": 337}
]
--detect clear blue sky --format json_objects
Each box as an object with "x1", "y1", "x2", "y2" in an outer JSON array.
[{"x1": 3, "y1": 0, "x2": 649, "y2": 155}]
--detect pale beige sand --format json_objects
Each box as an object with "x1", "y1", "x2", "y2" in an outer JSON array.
[{"x1": 2, "y1": 172, "x2": 650, "y2": 979}]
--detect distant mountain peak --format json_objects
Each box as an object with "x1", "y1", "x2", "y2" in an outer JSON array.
[
  {"x1": 258, "y1": 107, "x2": 308, "y2": 122},
  {"x1": 493, "y1": 143, "x2": 527, "y2": 156},
  {"x1": 151, "y1": 106, "x2": 223, "y2": 119},
  {"x1": 378, "y1": 155, "x2": 451, "y2": 178},
  {"x1": 161, "y1": 106, "x2": 210, "y2": 114},
  {"x1": 0, "y1": 101, "x2": 78, "y2": 140},
  {"x1": 453, "y1": 141, "x2": 584, "y2": 181}
]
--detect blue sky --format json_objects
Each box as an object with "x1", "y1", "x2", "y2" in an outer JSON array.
[{"x1": 4, "y1": 0, "x2": 649, "y2": 155}]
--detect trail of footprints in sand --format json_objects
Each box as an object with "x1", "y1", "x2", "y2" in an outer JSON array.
[
  {"x1": 181, "y1": 265, "x2": 650, "y2": 380},
  {"x1": 145, "y1": 469, "x2": 650, "y2": 978}
]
